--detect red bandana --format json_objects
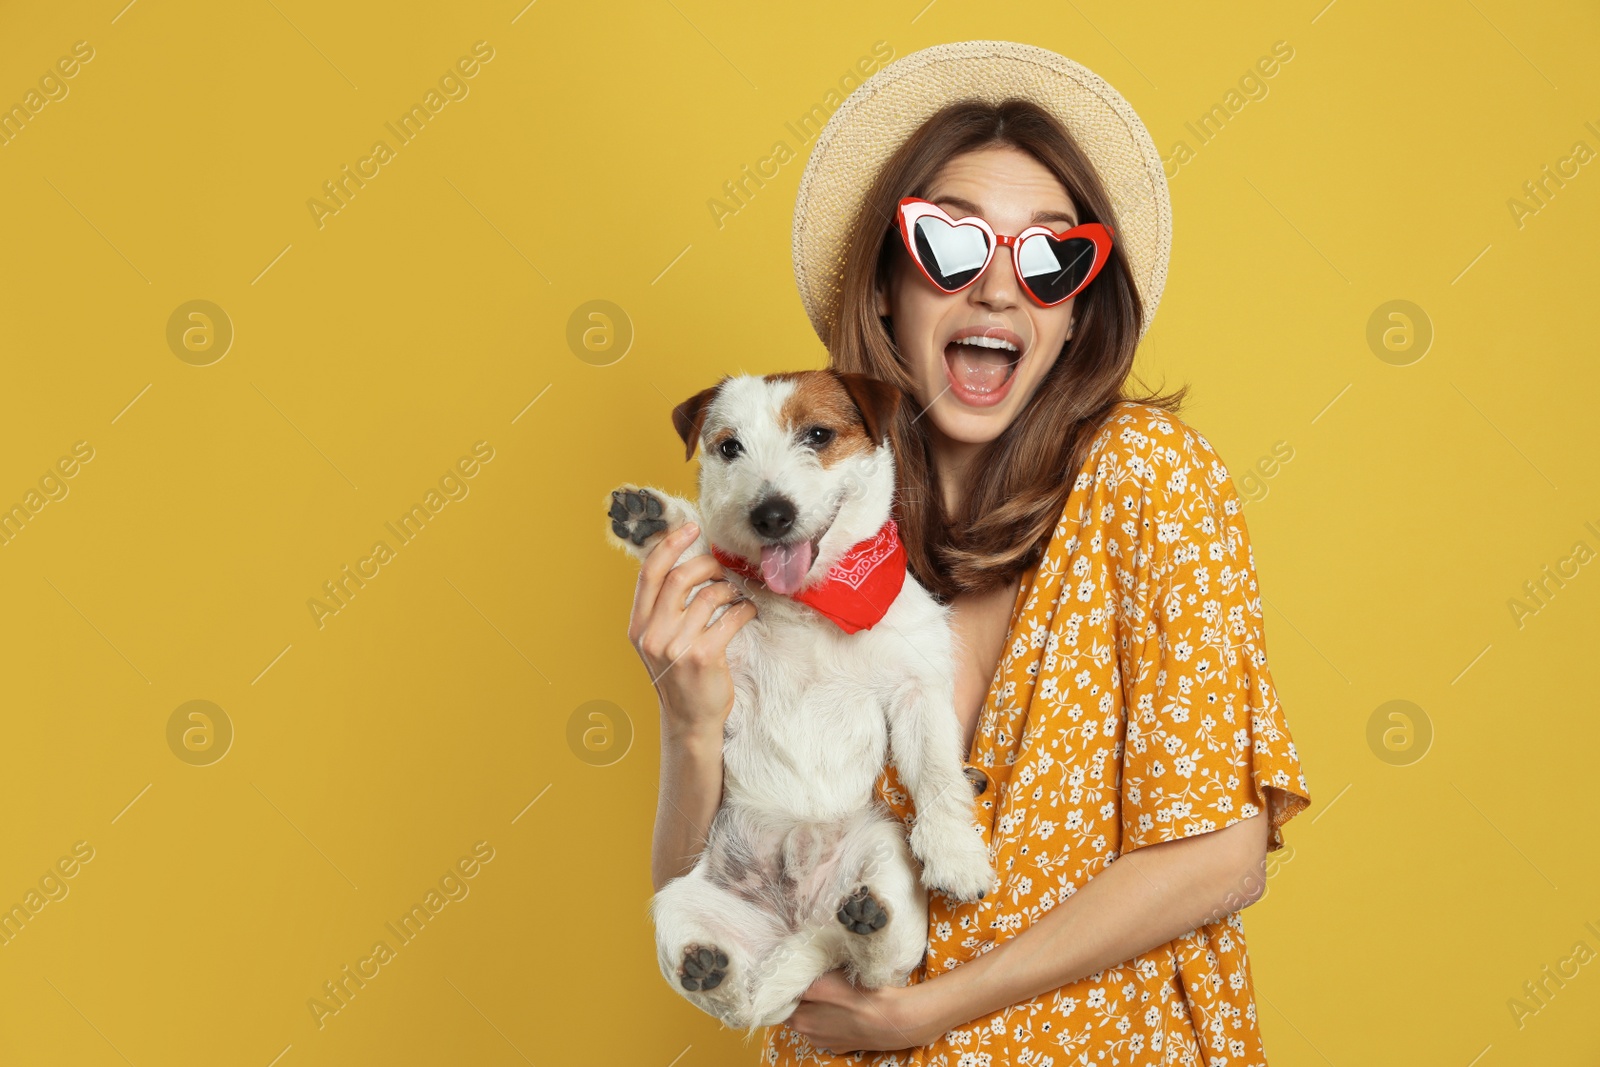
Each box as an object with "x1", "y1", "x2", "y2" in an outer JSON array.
[{"x1": 710, "y1": 519, "x2": 907, "y2": 635}]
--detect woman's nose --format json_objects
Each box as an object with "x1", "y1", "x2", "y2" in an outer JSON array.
[{"x1": 970, "y1": 244, "x2": 1021, "y2": 310}]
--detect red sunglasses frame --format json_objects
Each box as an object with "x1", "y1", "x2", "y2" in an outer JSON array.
[{"x1": 895, "y1": 196, "x2": 1116, "y2": 308}]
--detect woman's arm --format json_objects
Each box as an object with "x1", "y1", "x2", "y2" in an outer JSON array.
[
  {"x1": 785, "y1": 811, "x2": 1270, "y2": 1051},
  {"x1": 625, "y1": 521, "x2": 759, "y2": 894},
  {"x1": 651, "y1": 723, "x2": 726, "y2": 892},
  {"x1": 909, "y1": 810, "x2": 1271, "y2": 1041}
]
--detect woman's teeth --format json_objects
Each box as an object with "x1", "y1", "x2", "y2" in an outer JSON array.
[{"x1": 951, "y1": 335, "x2": 1019, "y2": 352}]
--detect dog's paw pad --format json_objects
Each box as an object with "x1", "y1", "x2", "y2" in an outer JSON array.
[
  {"x1": 609, "y1": 487, "x2": 670, "y2": 547},
  {"x1": 836, "y1": 885, "x2": 889, "y2": 935},
  {"x1": 677, "y1": 943, "x2": 729, "y2": 992}
]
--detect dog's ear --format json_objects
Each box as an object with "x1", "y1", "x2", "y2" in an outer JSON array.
[
  {"x1": 671, "y1": 380, "x2": 723, "y2": 461},
  {"x1": 834, "y1": 371, "x2": 903, "y2": 446}
]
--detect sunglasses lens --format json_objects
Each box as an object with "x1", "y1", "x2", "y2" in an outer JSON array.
[
  {"x1": 910, "y1": 215, "x2": 991, "y2": 291},
  {"x1": 1017, "y1": 234, "x2": 1101, "y2": 304}
]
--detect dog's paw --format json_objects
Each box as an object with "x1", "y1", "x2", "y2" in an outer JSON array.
[
  {"x1": 911, "y1": 819, "x2": 995, "y2": 903},
  {"x1": 607, "y1": 485, "x2": 676, "y2": 553},
  {"x1": 836, "y1": 885, "x2": 890, "y2": 935},
  {"x1": 677, "y1": 943, "x2": 730, "y2": 992}
]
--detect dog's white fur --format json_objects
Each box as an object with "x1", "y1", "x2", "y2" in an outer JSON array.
[{"x1": 606, "y1": 372, "x2": 994, "y2": 1035}]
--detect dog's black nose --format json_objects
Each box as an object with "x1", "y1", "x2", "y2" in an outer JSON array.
[{"x1": 748, "y1": 496, "x2": 797, "y2": 539}]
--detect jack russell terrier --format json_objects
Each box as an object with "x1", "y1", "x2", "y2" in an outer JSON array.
[{"x1": 605, "y1": 368, "x2": 994, "y2": 1035}]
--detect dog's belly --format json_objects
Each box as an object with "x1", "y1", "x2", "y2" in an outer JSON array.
[
  {"x1": 722, "y1": 670, "x2": 889, "y2": 823},
  {"x1": 697, "y1": 799, "x2": 907, "y2": 938}
]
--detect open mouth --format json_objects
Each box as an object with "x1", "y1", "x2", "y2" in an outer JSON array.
[
  {"x1": 758, "y1": 503, "x2": 841, "y2": 596},
  {"x1": 943, "y1": 328, "x2": 1024, "y2": 408}
]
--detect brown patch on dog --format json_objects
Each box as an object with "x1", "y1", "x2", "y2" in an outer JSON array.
[
  {"x1": 672, "y1": 377, "x2": 728, "y2": 461},
  {"x1": 704, "y1": 426, "x2": 738, "y2": 459},
  {"x1": 772, "y1": 370, "x2": 900, "y2": 467}
]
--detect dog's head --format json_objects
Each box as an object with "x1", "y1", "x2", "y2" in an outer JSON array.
[{"x1": 672, "y1": 369, "x2": 902, "y2": 595}]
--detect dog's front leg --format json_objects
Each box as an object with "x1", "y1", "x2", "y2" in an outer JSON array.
[
  {"x1": 603, "y1": 484, "x2": 741, "y2": 627},
  {"x1": 604, "y1": 485, "x2": 707, "y2": 564},
  {"x1": 885, "y1": 672, "x2": 995, "y2": 903}
]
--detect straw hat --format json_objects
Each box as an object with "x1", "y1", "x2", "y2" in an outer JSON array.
[{"x1": 792, "y1": 40, "x2": 1171, "y2": 344}]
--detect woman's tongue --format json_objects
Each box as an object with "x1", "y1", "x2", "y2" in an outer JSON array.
[
  {"x1": 760, "y1": 539, "x2": 814, "y2": 595},
  {"x1": 945, "y1": 342, "x2": 1015, "y2": 394}
]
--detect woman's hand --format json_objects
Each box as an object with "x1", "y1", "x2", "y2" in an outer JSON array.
[
  {"x1": 782, "y1": 969, "x2": 940, "y2": 1054},
  {"x1": 630, "y1": 522, "x2": 758, "y2": 740}
]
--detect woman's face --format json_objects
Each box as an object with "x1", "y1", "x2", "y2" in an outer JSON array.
[{"x1": 878, "y1": 144, "x2": 1079, "y2": 449}]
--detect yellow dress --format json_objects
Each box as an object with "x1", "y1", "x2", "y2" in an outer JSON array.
[{"x1": 763, "y1": 400, "x2": 1312, "y2": 1066}]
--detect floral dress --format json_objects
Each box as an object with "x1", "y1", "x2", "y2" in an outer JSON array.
[{"x1": 764, "y1": 400, "x2": 1312, "y2": 1066}]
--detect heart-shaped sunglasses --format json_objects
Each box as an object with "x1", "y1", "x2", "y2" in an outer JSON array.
[{"x1": 895, "y1": 196, "x2": 1116, "y2": 307}]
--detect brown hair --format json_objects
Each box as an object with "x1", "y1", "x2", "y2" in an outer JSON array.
[{"x1": 827, "y1": 98, "x2": 1187, "y2": 603}]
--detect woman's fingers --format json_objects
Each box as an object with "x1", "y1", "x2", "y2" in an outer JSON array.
[
  {"x1": 638, "y1": 559, "x2": 728, "y2": 652},
  {"x1": 799, "y1": 969, "x2": 853, "y2": 1004},
  {"x1": 630, "y1": 524, "x2": 702, "y2": 635},
  {"x1": 678, "y1": 578, "x2": 744, "y2": 638},
  {"x1": 650, "y1": 578, "x2": 748, "y2": 665},
  {"x1": 658, "y1": 554, "x2": 728, "y2": 611},
  {"x1": 698, "y1": 595, "x2": 759, "y2": 658}
]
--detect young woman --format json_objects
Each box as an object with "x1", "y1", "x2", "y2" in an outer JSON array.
[{"x1": 633, "y1": 43, "x2": 1311, "y2": 1066}]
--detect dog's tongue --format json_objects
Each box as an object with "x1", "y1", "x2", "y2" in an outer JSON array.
[{"x1": 760, "y1": 541, "x2": 814, "y2": 595}]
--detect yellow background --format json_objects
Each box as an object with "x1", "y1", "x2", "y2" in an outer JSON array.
[{"x1": 1, "y1": 1, "x2": 1595, "y2": 1064}]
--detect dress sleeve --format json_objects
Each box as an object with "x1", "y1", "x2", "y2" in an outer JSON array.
[{"x1": 1114, "y1": 416, "x2": 1310, "y2": 855}]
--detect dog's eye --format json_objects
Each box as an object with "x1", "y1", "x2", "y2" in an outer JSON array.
[
  {"x1": 802, "y1": 426, "x2": 835, "y2": 450},
  {"x1": 718, "y1": 438, "x2": 743, "y2": 460}
]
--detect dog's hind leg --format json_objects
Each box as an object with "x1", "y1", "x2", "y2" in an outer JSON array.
[
  {"x1": 830, "y1": 810, "x2": 929, "y2": 991},
  {"x1": 737, "y1": 841, "x2": 925, "y2": 1032},
  {"x1": 742, "y1": 810, "x2": 931, "y2": 1033},
  {"x1": 651, "y1": 862, "x2": 784, "y2": 1031},
  {"x1": 740, "y1": 920, "x2": 843, "y2": 1034}
]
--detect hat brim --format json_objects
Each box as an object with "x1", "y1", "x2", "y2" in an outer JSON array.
[{"x1": 792, "y1": 40, "x2": 1171, "y2": 345}]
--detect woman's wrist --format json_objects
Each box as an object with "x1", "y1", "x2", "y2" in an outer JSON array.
[
  {"x1": 901, "y1": 934, "x2": 1037, "y2": 1045},
  {"x1": 898, "y1": 963, "x2": 974, "y2": 1045},
  {"x1": 661, "y1": 713, "x2": 723, "y2": 758}
]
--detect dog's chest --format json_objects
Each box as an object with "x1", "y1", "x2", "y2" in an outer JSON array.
[
  {"x1": 731, "y1": 620, "x2": 884, "y2": 724},
  {"x1": 720, "y1": 617, "x2": 892, "y2": 811}
]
